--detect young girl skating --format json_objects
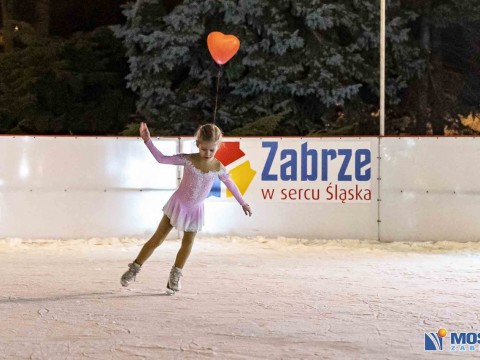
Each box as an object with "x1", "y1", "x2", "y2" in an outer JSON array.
[{"x1": 121, "y1": 122, "x2": 252, "y2": 292}]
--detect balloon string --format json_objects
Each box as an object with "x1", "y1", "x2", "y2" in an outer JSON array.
[{"x1": 213, "y1": 65, "x2": 222, "y2": 124}]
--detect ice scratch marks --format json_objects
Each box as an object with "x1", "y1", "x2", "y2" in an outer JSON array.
[{"x1": 37, "y1": 307, "x2": 49, "y2": 317}]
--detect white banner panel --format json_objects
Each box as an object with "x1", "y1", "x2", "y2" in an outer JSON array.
[
  {"x1": 183, "y1": 137, "x2": 378, "y2": 239},
  {"x1": 1, "y1": 136, "x2": 380, "y2": 240},
  {"x1": 3, "y1": 136, "x2": 480, "y2": 242},
  {"x1": 0, "y1": 136, "x2": 179, "y2": 190},
  {"x1": 0, "y1": 136, "x2": 180, "y2": 239},
  {"x1": 183, "y1": 138, "x2": 372, "y2": 203},
  {"x1": 380, "y1": 137, "x2": 480, "y2": 242},
  {"x1": 0, "y1": 191, "x2": 174, "y2": 238}
]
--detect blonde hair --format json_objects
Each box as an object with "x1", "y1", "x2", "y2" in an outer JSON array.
[{"x1": 195, "y1": 123, "x2": 223, "y2": 143}]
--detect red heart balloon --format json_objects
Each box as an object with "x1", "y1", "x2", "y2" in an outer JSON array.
[{"x1": 207, "y1": 31, "x2": 240, "y2": 65}]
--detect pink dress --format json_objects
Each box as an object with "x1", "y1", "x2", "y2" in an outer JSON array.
[{"x1": 145, "y1": 139, "x2": 247, "y2": 232}]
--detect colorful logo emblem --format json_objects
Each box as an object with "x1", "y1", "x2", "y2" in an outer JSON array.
[
  {"x1": 425, "y1": 328, "x2": 447, "y2": 351},
  {"x1": 209, "y1": 142, "x2": 256, "y2": 198}
]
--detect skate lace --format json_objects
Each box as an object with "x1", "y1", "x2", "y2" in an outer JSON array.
[
  {"x1": 128, "y1": 263, "x2": 141, "y2": 282},
  {"x1": 170, "y1": 268, "x2": 182, "y2": 286}
]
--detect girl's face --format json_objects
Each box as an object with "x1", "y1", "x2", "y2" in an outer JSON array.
[{"x1": 196, "y1": 141, "x2": 219, "y2": 160}]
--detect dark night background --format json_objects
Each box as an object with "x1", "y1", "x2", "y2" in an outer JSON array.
[
  {"x1": 2, "y1": 0, "x2": 181, "y2": 36},
  {"x1": 49, "y1": 0, "x2": 126, "y2": 36},
  {"x1": 0, "y1": 0, "x2": 127, "y2": 36},
  {"x1": 1, "y1": 0, "x2": 479, "y2": 136}
]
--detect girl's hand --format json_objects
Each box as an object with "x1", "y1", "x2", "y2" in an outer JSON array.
[
  {"x1": 242, "y1": 204, "x2": 252, "y2": 217},
  {"x1": 140, "y1": 122, "x2": 151, "y2": 142}
]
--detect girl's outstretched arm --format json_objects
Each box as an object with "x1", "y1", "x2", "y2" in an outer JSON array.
[
  {"x1": 139, "y1": 122, "x2": 151, "y2": 142},
  {"x1": 140, "y1": 122, "x2": 186, "y2": 166},
  {"x1": 218, "y1": 167, "x2": 252, "y2": 216}
]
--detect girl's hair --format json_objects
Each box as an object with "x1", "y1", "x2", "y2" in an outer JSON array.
[{"x1": 195, "y1": 123, "x2": 223, "y2": 143}]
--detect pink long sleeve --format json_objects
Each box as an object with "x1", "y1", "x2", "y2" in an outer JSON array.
[
  {"x1": 218, "y1": 169, "x2": 247, "y2": 206},
  {"x1": 144, "y1": 139, "x2": 186, "y2": 165}
]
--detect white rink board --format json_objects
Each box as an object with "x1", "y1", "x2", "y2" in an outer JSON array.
[
  {"x1": 0, "y1": 136, "x2": 179, "y2": 239},
  {"x1": 3, "y1": 136, "x2": 480, "y2": 241},
  {"x1": 0, "y1": 136, "x2": 178, "y2": 190},
  {"x1": 1, "y1": 136, "x2": 379, "y2": 240},
  {"x1": 0, "y1": 191, "x2": 173, "y2": 238},
  {"x1": 380, "y1": 137, "x2": 480, "y2": 242}
]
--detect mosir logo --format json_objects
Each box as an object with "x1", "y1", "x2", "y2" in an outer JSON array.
[
  {"x1": 425, "y1": 328, "x2": 480, "y2": 352},
  {"x1": 425, "y1": 329, "x2": 446, "y2": 351}
]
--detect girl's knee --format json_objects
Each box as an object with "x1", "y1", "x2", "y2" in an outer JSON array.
[
  {"x1": 181, "y1": 233, "x2": 196, "y2": 247},
  {"x1": 182, "y1": 239, "x2": 194, "y2": 248}
]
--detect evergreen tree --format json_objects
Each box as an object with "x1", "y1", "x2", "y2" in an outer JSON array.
[
  {"x1": 0, "y1": 27, "x2": 136, "y2": 134},
  {"x1": 33, "y1": 0, "x2": 50, "y2": 36},
  {"x1": 401, "y1": 0, "x2": 480, "y2": 134},
  {"x1": 114, "y1": 0, "x2": 424, "y2": 135},
  {"x1": 1, "y1": 0, "x2": 51, "y2": 53},
  {"x1": 1, "y1": 0, "x2": 15, "y2": 52}
]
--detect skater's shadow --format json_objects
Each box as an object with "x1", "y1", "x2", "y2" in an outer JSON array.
[{"x1": 0, "y1": 290, "x2": 174, "y2": 304}]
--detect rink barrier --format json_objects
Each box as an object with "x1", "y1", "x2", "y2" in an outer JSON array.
[
  {"x1": 1, "y1": 136, "x2": 479, "y2": 242},
  {"x1": 379, "y1": 136, "x2": 480, "y2": 242}
]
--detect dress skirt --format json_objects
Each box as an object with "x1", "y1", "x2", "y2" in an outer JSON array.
[{"x1": 162, "y1": 194, "x2": 204, "y2": 232}]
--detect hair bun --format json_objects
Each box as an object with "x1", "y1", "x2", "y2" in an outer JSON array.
[{"x1": 195, "y1": 124, "x2": 223, "y2": 143}]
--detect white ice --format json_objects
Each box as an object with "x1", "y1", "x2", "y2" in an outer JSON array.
[{"x1": 1, "y1": 236, "x2": 480, "y2": 359}]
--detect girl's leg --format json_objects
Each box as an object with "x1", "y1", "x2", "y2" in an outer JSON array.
[
  {"x1": 174, "y1": 231, "x2": 197, "y2": 269},
  {"x1": 135, "y1": 215, "x2": 173, "y2": 265}
]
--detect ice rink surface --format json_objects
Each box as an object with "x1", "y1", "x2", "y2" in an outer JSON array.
[{"x1": 1, "y1": 236, "x2": 480, "y2": 360}]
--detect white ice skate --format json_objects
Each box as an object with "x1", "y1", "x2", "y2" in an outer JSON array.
[
  {"x1": 166, "y1": 266, "x2": 182, "y2": 294},
  {"x1": 121, "y1": 262, "x2": 141, "y2": 287}
]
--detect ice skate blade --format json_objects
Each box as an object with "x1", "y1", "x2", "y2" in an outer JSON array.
[
  {"x1": 165, "y1": 288, "x2": 176, "y2": 296},
  {"x1": 166, "y1": 281, "x2": 177, "y2": 295}
]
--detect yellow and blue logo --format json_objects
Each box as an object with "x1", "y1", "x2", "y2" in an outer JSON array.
[
  {"x1": 209, "y1": 142, "x2": 256, "y2": 199},
  {"x1": 425, "y1": 328, "x2": 480, "y2": 352},
  {"x1": 425, "y1": 328, "x2": 447, "y2": 351}
]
